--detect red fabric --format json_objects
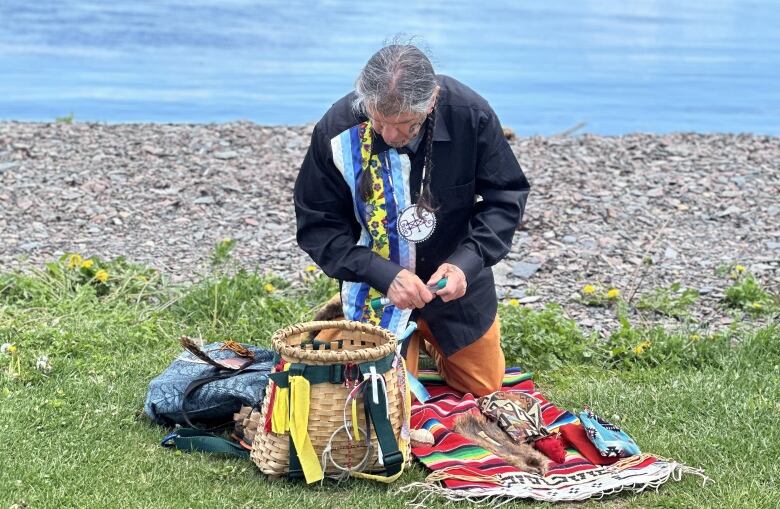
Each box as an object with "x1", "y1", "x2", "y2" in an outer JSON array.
[
  {"x1": 560, "y1": 423, "x2": 619, "y2": 466},
  {"x1": 534, "y1": 433, "x2": 567, "y2": 464},
  {"x1": 262, "y1": 360, "x2": 286, "y2": 433},
  {"x1": 263, "y1": 383, "x2": 277, "y2": 433}
]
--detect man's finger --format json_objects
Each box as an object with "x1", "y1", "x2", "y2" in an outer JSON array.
[{"x1": 426, "y1": 268, "x2": 447, "y2": 287}]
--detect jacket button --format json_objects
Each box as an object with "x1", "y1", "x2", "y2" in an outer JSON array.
[{"x1": 420, "y1": 257, "x2": 426, "y2": 262}]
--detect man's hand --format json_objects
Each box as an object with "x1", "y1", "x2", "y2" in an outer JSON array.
[
  {"x1": 387, "y1": 269, "x2": 435, "y2": 310},
  {"x1": 427, "y1": 263, "x2": 467, "y2": 302}
]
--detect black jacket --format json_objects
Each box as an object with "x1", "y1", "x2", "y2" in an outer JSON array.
[{"x1": 294, "y1": 75, "x2": 530, "y2": 356}]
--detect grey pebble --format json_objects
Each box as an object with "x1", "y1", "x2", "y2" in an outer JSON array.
[
  {"x1": 508, "y1": 288, "x2": 527, "y2": 299},
  {"x1": 213, "y1": 150, "x2": 239, "y2": 160},
  {"x1": 0, "y1": 162, "x2": 19, "y2": 173},
  {"x1": 562, "y1": 235, "x2": 577, "y2": 244},
  {"x1": 512, "y1": 261, "x2": 541, "y2": 279}
]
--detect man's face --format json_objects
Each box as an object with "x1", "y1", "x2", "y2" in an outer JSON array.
[{"x1": 367, "y1": 109, "x2": 427, "y2": 148}]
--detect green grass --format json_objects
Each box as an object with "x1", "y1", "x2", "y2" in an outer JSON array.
[{"x1": 1, "y1": 252, "x2": 779, "y2": 508}]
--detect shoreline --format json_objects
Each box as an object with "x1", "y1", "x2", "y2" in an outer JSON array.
[
  {"x1": 2, "y1": 118, "x2": 778, "y2": 137},
  {"x1": 1, "y1": 121, "x2": 778, "y2": 333}
]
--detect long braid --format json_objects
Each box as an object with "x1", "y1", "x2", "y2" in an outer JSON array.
[
  {"x1": 358, "y1": 125, "x2": 374, "y2": 202},
  {"x1": 417, "y1": 107, "x2": 438, "y2": 214}
]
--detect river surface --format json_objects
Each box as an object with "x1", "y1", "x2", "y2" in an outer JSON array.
[{"x1": 1, "y1": 0, "x2": 778, "y2": 134}]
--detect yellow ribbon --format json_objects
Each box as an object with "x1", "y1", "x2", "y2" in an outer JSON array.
[
  {"x1": 289, "y1": 375, "x2": 324, "y2": 484},
  {"x1": 351, "y1": 398, "x2": 361, "y2": 441}
]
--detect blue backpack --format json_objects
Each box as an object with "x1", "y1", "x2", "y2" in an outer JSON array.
[{"x1": 144, "y1": 339, "x2": 275, "y2": 430}]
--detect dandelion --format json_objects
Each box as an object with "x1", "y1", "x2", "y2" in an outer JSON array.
[
  {"x1": 305, "y1": 265, "x2": 317, "y2": 272},
  {"x1": 3, "y1": 343, "x2": 20, "y2": 377},
  {"x1": 94, "y1": 270, "x2": 109, "y2": 283},
  {"x1": 80, "y1": 259, "x2": 94, "y2": 269},
  {"x1": 734, "y1": 265, "x2": 746, "y2": 273},
  {"x1": 690, "y1": 334, "x2": 701, "y2": 342},
  {"x1": 752, "y1": 302, "x2": 763, "y2": 310},
  {"x1": 582, "y1": 284, "x2": 596, "y2": 295},
  {"x1": 606, "y1": 288, "x2": 620, "y2": 299},
  {"x1": 135, "y1": 275, "x2": 148, "y2": 283},
  {"x1": 67, "y1": 253, "x2": 83, "y2": 269},
  {"x1": 508, "y1": 299, "x2": 520, "y2": 307},
  {"x1": 264, "y1": 283, "x2": 276, "y2": 293},
  {"x1": 633, "y1": 340, "x2": 652, "y2": 355},
  {"x1": 221, "y1": 238, "x2": 232, "y2": 246}
]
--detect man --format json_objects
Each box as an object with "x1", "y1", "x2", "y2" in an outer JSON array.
[{"x1": 294, "y1": 43, "x2": 530, "y2": 397}]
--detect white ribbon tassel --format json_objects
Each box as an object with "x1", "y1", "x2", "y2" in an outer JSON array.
[{"x1": 369, "y1": 365, "x2": 379, "y2": 405}]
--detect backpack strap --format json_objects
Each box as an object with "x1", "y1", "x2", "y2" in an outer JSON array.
[
  {"x1": 358, "y1": 362, "x2": 403, "y2": 477},
  {"x1": 161, "y1": 427, "x2": 249, "y2": 459},
  {"x1": 181, "y1": 358, "x2": 255, "y2": 430}
]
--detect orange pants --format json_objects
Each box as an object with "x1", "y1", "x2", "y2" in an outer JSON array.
[{"x1": 404, "y1": 316, "x2": 505, "y2": 397}]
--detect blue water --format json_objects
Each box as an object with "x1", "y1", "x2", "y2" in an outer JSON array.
[{"x1": 1, "y1": 1, "x2": 778, "y2": 135}]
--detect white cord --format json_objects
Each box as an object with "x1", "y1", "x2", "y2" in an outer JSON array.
[{"x1": 320, "y1": 424, "x2": 373, "y2": 483}]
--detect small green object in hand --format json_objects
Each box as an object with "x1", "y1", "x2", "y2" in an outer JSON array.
[{"x1": 370, "y1": 277, "x2": 448, "y2": 310}]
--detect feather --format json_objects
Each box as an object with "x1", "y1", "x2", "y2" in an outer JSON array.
[{"x1": 179, "y1": 335, "x2": 239, "y2": 370}]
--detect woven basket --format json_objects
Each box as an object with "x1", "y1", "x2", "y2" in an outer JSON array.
[{"x1": 250, "y1": 320, "x2": 409, "y2": 479}]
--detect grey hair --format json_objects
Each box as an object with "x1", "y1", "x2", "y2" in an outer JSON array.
[{"x1": 352, "y1": 44, "x2": 437, "y2": 117}]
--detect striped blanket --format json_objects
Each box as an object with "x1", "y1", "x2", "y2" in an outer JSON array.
[{"x1": 400, "y1": 368, "x2": 704, "y2": 504}]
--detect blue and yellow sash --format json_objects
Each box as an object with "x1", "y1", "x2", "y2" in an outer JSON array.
[{"x1": 329, "y1": 121, "x2": 415, "y2": 338}]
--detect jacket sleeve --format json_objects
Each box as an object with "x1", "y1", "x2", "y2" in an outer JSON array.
[
  {"x1": 293, "y1": 125, "x2": 403, "y2": 294},
  {"x1": 445, "y1": 108, "x2": 531, "y2": 283}
]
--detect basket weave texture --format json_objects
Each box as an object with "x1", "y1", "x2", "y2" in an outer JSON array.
[{"x1": 250, "y1": 320, "x2": 408, "y2": 478}]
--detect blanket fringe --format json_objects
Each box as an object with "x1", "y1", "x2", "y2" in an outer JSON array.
[{"x1": 395, "y1": 460, "x2": 710, "y2": 506}]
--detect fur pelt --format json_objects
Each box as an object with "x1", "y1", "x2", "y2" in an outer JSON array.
[
  {"x1": 307, "y1": 293, "x2": 345, "y2": 340},
  {"x1": 454, "y1": 413, "x2": 549, "y2": 476},
  {"x1": 313, "y1": 293, "x2": 344, "y2": 322}
]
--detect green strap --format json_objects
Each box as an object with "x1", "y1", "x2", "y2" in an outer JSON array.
[
  {"x1": 286, "y1": 364, "x2": 305, "y2": 480},
  {"x1": 269, "y1": 352, "x2": 395, "y2": 388},
  {"x1": 361, "y1": 363, "x2": 403, "y2": 476},
  {"x1": 161, "y1": 428, "x2": 249, "y2": 459}
]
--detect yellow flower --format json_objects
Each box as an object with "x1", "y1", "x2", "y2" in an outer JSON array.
[
  {"x1": 305, "y1": 265, "x2": 318, "y2": 272},
  {"x1": 221, "y1": 238, "x2": 232, "y2": 246},
  {"x1": 606, "y1": 288, "x2": 620, "y2": 299},
  {"x1": 690, "y1": 334, "x2": 701, "y2": 342},
  {"x1": 95, "y1": 270, "x2": 109, "y2": 283},
  {"x1": 7, "y1": 344, "x2": 17, "y2": 355},
  {"x1": 633, "y1": 340, "x2": 651, "y2": 355},
  {"x1": 508, "y1": 299, "x2": 520, "y2": 307},
  {"x1": 752, "y1": 302, "x2": 762, "y2": 309},
  {"x1": 67, "y1": 254, "x2": 83, "y2": 269},
  {"x1": 135, "y1": 275, "x2": 148, "y2": 283},
  {"x1": 80, "y1": 259, "x2": 94, "y2": 269},
  {"x1": 264, "y1": 283, "x2": 276, "y2": 293},
  {"x1": 734, "y1": 265, "x2": 746, "y2": 273},
  {"x1": 582, "y1": 284, "x2": 596, "y2": 295}
]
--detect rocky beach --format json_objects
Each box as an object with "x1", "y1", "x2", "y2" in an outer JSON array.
[{"x1": 1, "y1": 121, "x2": 778, "y2": 333}]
